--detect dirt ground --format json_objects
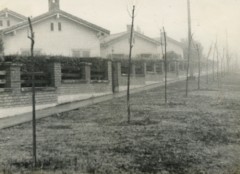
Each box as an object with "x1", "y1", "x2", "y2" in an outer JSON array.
[{"x1": 0, "y1": 73, "x2": 240, "y2": 174}]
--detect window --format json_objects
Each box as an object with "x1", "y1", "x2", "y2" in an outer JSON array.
[
  {"x1": 141, "y1": 54, "x2": 152, "y2": 58},
  {"x1": 7, "y1": 20, "x2": 10, "y2": 27},
  {"x1": 58, "y1": 22, "x2": 61, "y2": 31},
  {"x1": 146, "y1": 63, "x2": 154, "y2": 72},
  {"x1": 50, "y1": 23, "x2": 54, "y2": 31},
  {"x1": 112, "y1": 54, "x2": 125, "y2": 59},
  {"x1": 21, "y1": 49, "x2": 41, "y2": 56},
  {"x1": 34, "y1": 50, "x2": 42, "y2": 55},
  {"x1": 135, "y1": 64, "x2": 144, "y2": 75},
  {"x1": 82, "y1": 51, "x2": 90, "y2": 57},
  {"x1": 0, "y1": 20, "x2": 2, "y2": 27},
  {"x1": 72, "y1": 49, "x2": 91, "y2": 57},
  {"x1": 21, "y1": 50, "x2": 30, "y2": 56},
  {"x1": 72, "y1": 50, "x2": 81, "y2": 57}
]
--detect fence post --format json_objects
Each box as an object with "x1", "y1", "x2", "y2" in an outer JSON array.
[
  {"x1": 143, "y1": 62, "x2": 147, "y2": 76},
  {"x1": 49, "y1": 62, "x2": 61, "y2": 87},
  {"x1": 112, "y1": 61, "x2": 121, "y2": 92},
  {"x1": 84, "y1": 63, "x2": 91, "y2": 84},
  {"x1": 153, "y1": 63, "x2": 157, "y2": 73},
  {"x1": 131, "y1": 63, "x2": 136, "y2": 77},
  {"x1": 4, "y1": 63, "x2": 21, "y2": 92},
  {"x1": 161, "y1": 61, "x2": 164, "y2": 74},
  {"x1": 175, "y1": 61, "x2": 179, "y2": 77},
  {"x1": 107, "y1": 61, "x2": 112, "y2": 83}
]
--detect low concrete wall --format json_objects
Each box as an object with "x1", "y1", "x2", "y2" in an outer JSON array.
[
  {"x1": 58, "y1": 82, "x2": 112, "y2": 104},
  {"x1": 119, "y1": 74, "x2": 146, "y2": 86},
  {"x1": 146, "y1": 72, "x2": 163, "y2": 82}
]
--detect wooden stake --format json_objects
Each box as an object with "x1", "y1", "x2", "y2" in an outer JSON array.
[
  {"x1": 28, "y1": 17, "x2": 37, "y2": 168},
  {"x1": 127, "y1": 5, "x2": 135, "y2": 123},
  {"x1": 196, "y1": 44, "x2": 201, "y2": 90},
  {"x1": 163, "y1": 27, "x2": 167, "y2": 105},
  {"x1": 185, "y1": 0, "x2": 192, "y2": 97}
]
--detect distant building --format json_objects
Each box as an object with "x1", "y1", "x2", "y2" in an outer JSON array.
[
  {"x1": 154, "y1": 35, "x2": 184, "y2": 60},
  {"x1": 0, "y1": 0, "x2": 110, "y2": 57},
  {"x1": 101, "y1": 25, "x2": 162, "y2": 59},
  {"x1": 0, "y1": 8, "x2": 27, "y2": 30}
]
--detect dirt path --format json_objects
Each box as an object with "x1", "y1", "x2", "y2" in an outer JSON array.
[{"x1": 0, "y1": 74, "x2": 240, "y2": 174}]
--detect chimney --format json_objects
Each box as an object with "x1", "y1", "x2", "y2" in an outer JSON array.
[{"x1": 49, "y1": 0, "x2": 60, "y2": 11}]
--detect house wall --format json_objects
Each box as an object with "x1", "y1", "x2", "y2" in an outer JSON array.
[
  {"x1": 160, "y1": 41, "x2": 184, "y2": 58},
  {"x1": 0, "y1": 90, "x2": 57, "y2": 108},
  {"x1": 101, "y1": 35, "x2": 161, "y2": 58},
  {"x1": 0, "y1": 14, "x2": 24, "y2": 30},
  {"x1": 3, "y1": 15, "x2": 101, "y2": 57}
]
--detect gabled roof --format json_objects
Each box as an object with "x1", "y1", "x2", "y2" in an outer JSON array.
[
  {"x1": 0, "y1": 8, "x2": 27, "y2": 21},
  {"x1": 1, "y1": 9, "x2": 110, "y2": 35},
  {"x1": 154, "y1": 36, "x2": 184, "y2": 48},
  {"x1": 101, "y1": 31, "x2": 160, "y2": 46}
]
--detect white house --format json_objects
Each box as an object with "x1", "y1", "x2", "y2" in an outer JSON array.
[
  {"x1": 154, "y1": 35, "x2": 184, "y2": 59},
  {"x1": 101, "y1": 26, "x2": 162, "y2": 59},
  {"x1": 0, "y1": 0, "x2": 110, "y2": 57},
  {"x1": 0, "y1": 8, "x2": 27, "y2": 30}
]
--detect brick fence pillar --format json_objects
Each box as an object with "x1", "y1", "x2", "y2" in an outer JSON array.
[
  {"x1": 175, "y1": 61, "x2": 179, "y2": 76},
  {"x1": 112, "y1": 61, "x2": 121, "y2": 92},
  {"x1": 153, "y1": 63, "x2": 157, "y2": 73},
  {"x1": 168, "y1": 61, "x2": 171, "y2": 72},
  {"x1": 180, "y1": 62, "x2": 183, "y2": 71},
  {"x1": 131, "y1": 63, "x2": 136, "y2": 77},
  {"x1": 143, "y1": 62, "x2": 147, "y2": 76},
  {"x1": 84, "y1": 63, "x2": 91, "y2": 84},
  {"x1": 49, "y1": 62, "x2": 61, "y2": 87},
  {"x1": 107, "y1": 61, "x2": 112, "y2": 83},
  {"x1": 161, "y1": 61, "x2": 165, "y2": 73},
  {"x1": 3, "y1": 63, "x2": 21, "y2": 93}
]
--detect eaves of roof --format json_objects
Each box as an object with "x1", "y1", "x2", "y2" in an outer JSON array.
[
  {"x1": 101, "y1": 31, "x2": 160, "y2": 46},
  {"x1": 0, "y1": 8, "x2": 27, "y2": 20},
  {"x1": 154, "y1": 36, "x2": 184, "y2": 48},
  {"x1": 2, "y1": 9, "x2": 110, "y2": 35}
]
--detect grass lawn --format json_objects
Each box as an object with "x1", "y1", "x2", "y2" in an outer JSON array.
[{"x1": 0, "y1": 73, "x2": 240, "y2": 174}]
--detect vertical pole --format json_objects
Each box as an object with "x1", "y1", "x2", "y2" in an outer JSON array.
[
  {"x1": 216, "y1": 45, "x2": 220, "y2": 88},
  {"x1": 127, "y1": 5, "x2": 135, "y2": 123},
  {"x1": 196, "y1": 44, "x2": 201, "y2": 90},
  {"x1": 186, "y1": 0, "x2": 192, "y2": 97},
  {"x1": 221, "y1": 48, "x2": 224, "y2": 77},
  {"x1": 206, "y1": 58, "x2": 208, "y2": 85},
  {"x1": 163, "y1": 27, "x2": 167, "y2": 105},
  {"x1": 28, "y1": 17, "x2": 37, "y2": 167},
  {"x1": 206, "y1": 45, "x2": 212, "y2": 85}
]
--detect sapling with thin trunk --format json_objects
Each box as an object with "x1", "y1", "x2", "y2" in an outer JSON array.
[{"x1": 28, "y1": 17, "x2": 37, "y2": 168}]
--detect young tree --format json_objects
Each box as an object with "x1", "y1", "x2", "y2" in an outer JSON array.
[
  {"x1": 127, "y1": 5, "x2": 135, "y2": 123},
  {"x1": 206, "y1": 45, "x2": 212, "y2": 85},
  {"x1": 215, "y1": 43, "x2": 220, "y2": 88},
  {"x1": 212, "y1": 41, "x2": 217, "y2": 81},
  {"x1": 185, "y1": 0, "x2": 193, "y2": 97},
  {"x1": 196, "y1": 44, "x2": 201, "y2": 90},
  {"x1": 163, "y1": 27, "x2": 167, "y2": 105},
  {"x1": 28, "y1": 17, "x2": 37, "y2": 167}
]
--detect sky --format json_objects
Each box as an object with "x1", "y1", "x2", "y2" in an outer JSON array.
[{"x1": 1, "y1": 0, "x2": 240, "y2": 57}]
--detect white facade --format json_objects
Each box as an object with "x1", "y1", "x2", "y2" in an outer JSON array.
[
  {"x1": 101, "y1": 32, "x2": 162, "y2": 59},
  {"x1": 3, "y1": 15, "x2": 103, "y2": 57},
  {"x1": 0, "y1": 9, "x2": 26, "y2": 30},
  {"x1": 162, "y1": 40, "x2": 184, "y2": 59},
  {"x1": 155, "y1": 36, "x2": 184, "y2": 59},
  {"x1": 1, "y1": 0, "x2": 109, "y2": 57}
]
